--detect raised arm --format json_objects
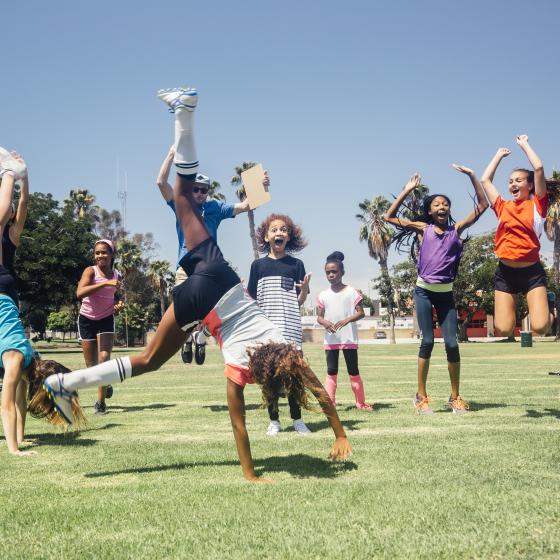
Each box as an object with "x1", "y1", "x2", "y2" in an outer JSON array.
[
  {"x1": 452, "y1": 164, "x2": 489, "y2": 235},
  {"x1": 10, "y1": 172, "x2": 29, "y2": 247},
  {"x1": 156, "y1": 145, "x2": 175, "y2": 202},
  {"x1": 516, "y1": 135, "x2": 546, "y2": 199},
  {"x1": 383, "y1": 174, "x2": 426, "y2": 234},
  {"x1": 480, "y1": 148, "x2": 510, "y2": 205}
]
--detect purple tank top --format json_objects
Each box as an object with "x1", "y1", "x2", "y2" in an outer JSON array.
[
  {"x1": 80, "y1": 266, "x2": 120, "y2": 320},
  {"x1": 417, "y1": 224, "x2": 462, "y2": 284}
]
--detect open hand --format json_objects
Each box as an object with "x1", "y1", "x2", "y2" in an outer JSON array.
[
  {"x1": 10, "y1": 449, "x2": 38, "y2": 457},
  {"x1": 323, "y1": 320, "x2": 337, "y2": 334},
  {"x1": 452, "y1": 163, "x2": 474, "y2": 176},
  {"x1": 333, "y1": 318, "x2": 349, "y2": 331},
  {"x1": 114, "y1": 300, "x2": 125, "y2": 313},
  {"x1": 263, "y1": 171, "x2": 270, "y2": 190},
  {"x1": 404, "y1": 173, "x2": 421, "y2": 193},
  {"x1": 296, "y1": 273, "x2": 312, "y2": 293},
  {"x1": 246, "y1": 475, "x2": 274, "y2": 484},
  {"x1": 329, "y1": 437, "x2": 352, "y2": 461}
]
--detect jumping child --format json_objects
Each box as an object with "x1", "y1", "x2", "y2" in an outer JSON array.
[
  {"x1": 42, "y1": 86, "x2": 351, "y2": 481},
  {"x1": 384, "y1": 165, "x2": 488, "y2": 414},
  {"x1": 317, "y1": 251, "x2": 372, "y2": 410},
  {"x1": 480, "y1": 135, "x2": 549, "y2": 337}
]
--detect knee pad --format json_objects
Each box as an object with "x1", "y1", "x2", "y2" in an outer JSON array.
[{"x1": 445, "y1": 344, "x2": 460, "y2": 363}]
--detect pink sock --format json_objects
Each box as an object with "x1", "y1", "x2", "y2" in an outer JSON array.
[
  {"x1": 324, "y1": 374, "x2": 337, "y2": 406},
  {"x1": 350, "y1": 375, "x2": 372, "y2": 410}
]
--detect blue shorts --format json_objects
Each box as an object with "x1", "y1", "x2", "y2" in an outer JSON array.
[{"x1": 0, "y1": 294, "x2": 34, "y2": 369}]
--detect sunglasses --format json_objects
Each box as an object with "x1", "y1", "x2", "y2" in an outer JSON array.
[{"x1": 193, "y1": 186, "x2": 209, "y2": 194}]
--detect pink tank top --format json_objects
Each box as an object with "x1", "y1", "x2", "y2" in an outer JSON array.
[{"x1": 79, "y1": 266, "x2": 120, "y2": 320}]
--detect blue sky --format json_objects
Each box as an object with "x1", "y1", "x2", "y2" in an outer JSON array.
[{"x1": 3, "y1": 0, "x2": 559, "y2": 305}]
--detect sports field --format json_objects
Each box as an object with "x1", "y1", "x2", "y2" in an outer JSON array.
[{"x1": 2, "y1": 342, "x2": 559, "y2": 559}]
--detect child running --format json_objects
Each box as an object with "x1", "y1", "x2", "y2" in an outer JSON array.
[
  {"x1": 384, "y1": 166, "x2": 488, "y2": 414},
  {"x1": 76, "y1": 239, "x2": 123, "y2": 415},
  {"x1": 316, "y1": 251, "x2": 372, "y2": 410},
  {"x1": 480, "y1": 135, "x2": 549, "y2": 336},
  {"x1": 42, "y1": 86, "x2": 351, "y2": 481},
  {"x1": 247, "y1": 214, "x2": 312, "y2": 435}
]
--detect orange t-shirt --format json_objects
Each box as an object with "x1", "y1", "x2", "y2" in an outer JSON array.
[{"x1": 492, "y1": 194, "x2": 548, "y2": 262}]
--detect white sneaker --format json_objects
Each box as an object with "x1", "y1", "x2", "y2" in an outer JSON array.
[
  {"x1": 157, "y1": 87, "x2": 197, "y2": 113},
  {"x1": 293, "y1": 419, "x2": 311, "y2": 434},
  {"x1": 266, "y1": 420, "x2": 282, "y2": 436},
  {"x1": 43, "y1": 373, "x2": 76, "y2": 424}
]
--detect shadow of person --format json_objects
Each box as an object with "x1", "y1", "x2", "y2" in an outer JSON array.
[
  {"x1": 202, "y1": 404, "x2": 262, "y2": 413},
  {"x1": 102, "y1": 403, "x2": 177, "y2": 413},
  {"x1": 291, "y1": 418, "x2": 366, "y2": 432},
  {"x1": 525, "y1": 408, "x2": 560, "y2": 420},
  {"x1": 467, "y1": 402, "x2": 508, "y2": 411}
]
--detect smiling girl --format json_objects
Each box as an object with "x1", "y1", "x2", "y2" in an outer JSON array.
[
  {"x1": 480, "y1": 135, "x2": 549, "y2": 337},
  {"x1": 384, "y1": 167, "x2": 488, "y2": 414}
]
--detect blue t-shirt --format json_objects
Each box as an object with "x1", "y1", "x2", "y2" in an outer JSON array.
[{"x1": 167, "y1": 199, "x2": 235, "y2": 267}]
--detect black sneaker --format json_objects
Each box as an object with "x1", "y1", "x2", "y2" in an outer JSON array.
[
  {"x1": 105, "y1": 385, "x2": 113, "y2": 399},
  {"x1": 194, "y1": 342, "x2": 206, "y2": 365},
  {"x1": 181, "y1": 339, "x2": 193, "y2": 364},
  {"x1": 94, "y1": 401, "x2": 107, "y2": 415}
]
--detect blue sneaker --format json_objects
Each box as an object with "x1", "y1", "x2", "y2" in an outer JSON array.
[
  {"x1": 157, "y1": 87, "x2": 197, "y2": 113},
  {"x1": 43, "y1": 373, "x2": 76, "y2": 424}
]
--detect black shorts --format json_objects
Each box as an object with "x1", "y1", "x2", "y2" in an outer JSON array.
[
  {"x1": 78, "y1": 314, "x2": 115, "y2": 341},
  {"x1": 173, "y1": 238, "x2": 240, "y2": 330},
  {"x1": 495, "y1": 261, "x2": 547, "y2": 295}
]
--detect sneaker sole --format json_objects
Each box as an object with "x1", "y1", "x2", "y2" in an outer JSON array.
[{"x1": 43, "y1": 381, "x2": 73, "y2": 424}]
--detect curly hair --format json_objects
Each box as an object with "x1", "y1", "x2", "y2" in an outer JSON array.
[
  {"x1": 255, "y1": 214, "x2": 307, "y2": 254},
  {"x1": 247, "y1": 342, "x2": 322, "y2": 413},
  {"x1": 27, "y1": 359, "x2": 86, "y2": 428}
]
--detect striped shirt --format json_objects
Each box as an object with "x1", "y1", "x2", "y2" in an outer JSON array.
[{"x1": 247, "y1": 255, "x2": 305, "y2": 346}]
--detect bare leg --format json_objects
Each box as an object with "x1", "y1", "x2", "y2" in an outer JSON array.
[
  {"x1": 494, "y1": 290, "x2": 517, "y2": 336},
  {"x1": 173, "y1": 173, "x2": 210, "y2": 251},
  {"x1": 417, "y1": 357, "x2": 429, "y2": 397},
  {"x1": 526, "y1": 286, "x2": 549, "y2": 335},
  {"x1": 97, "y1": 333, "x2": 114, "y2": 402},
  {"x1": 448, "y1": 361, "x2": 460, "y2": 399}
]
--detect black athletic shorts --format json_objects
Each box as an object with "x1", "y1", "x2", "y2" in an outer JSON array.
[
  {"x1": 173, "y1": 237, "x2": 240, "y2": 330},
  {"x1": 495, "y1": 261, "x2": 547, "y2": 295},
  {"x1": 78, "y1": 314, "x2": 115, "y2": 341}
]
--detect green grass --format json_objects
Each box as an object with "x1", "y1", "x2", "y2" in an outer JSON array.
[{"x1": 2, "y1": 342, "x2": 560, "y2": 559}]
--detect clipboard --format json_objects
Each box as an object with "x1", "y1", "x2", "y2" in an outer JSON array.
[{"x1": 241, "y1": 164, "x2": 271, "y2": 210}]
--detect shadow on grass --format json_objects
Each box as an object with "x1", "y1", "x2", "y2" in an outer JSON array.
[
  {"x1": 203, "y1": 404, "x2": 262, "y2": 412},
  {"x1": 286, "y1": 418, "x2": 366, "y2": 432},
  {"x1": 339, "y1": 402, "x2": 394, "y2": 412},
  {"x1": 465, "y1": 402, "x2": 508, "y2": 411},
  {"x1": 92, "y1": 403, "x2": 176, "y2": 413},
  {"x1": 26, "y1": 423, "x2": 122, "y2": 447},
  {"x1": 525, "y1": 408, "x2": 560, "y2": 420},
  {"x1": 85, "y1": 454, "x2": 357, "y2": 479}
]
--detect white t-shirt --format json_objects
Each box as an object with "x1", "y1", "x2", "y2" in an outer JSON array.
[{"x1": 316, "y1": 285, "x2": 362, "y2": 349}]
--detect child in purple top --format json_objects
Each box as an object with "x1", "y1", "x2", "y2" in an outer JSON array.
[{"x1": 384, "y1": 166, "x2": 488, "y2": 415}]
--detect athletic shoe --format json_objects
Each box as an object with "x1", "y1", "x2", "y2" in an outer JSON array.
[
  {"x1": 157, "y1": 87, "x2": 197, "y2": 113},
  {"x1": 43, "y1": 373, "x2": 77, "y2": 424},
  {"x1": 105, "y1": 385, "x2": 113, "y2": 399},
  {"x1": 181, "y1": 339, "x2": 193, "y2": 364},
  {"x1": 266, "y1": 420, "x2": 282, "y2": 436},
  {"x1": 94, "y1": 400, "x2": 107, "y2": 415},
  {"x1": 194, "y1": 341, "x2": 206, "y2": 365},
  {"x1": 0, "y1": 146, "x2": 26, "y2": 179},
  {"x1": 447, "y1": 395, "x2": 469, "y2": 414},
  {"x1": 413, "y1": 393, "x2": 433, "y2": 415},
  {"x1": 356, "y1": 402, "x2": 374, "y2": 411},
  {"x1": 293, "y1": 419, "x2": 311, "y2": 434}
]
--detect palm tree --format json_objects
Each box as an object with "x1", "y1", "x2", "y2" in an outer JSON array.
[
  {"x1": 66, "y1": 188, "x2": 98, "y2": 221},
  {"x1": 356, "y1": 196, "x2": 396, "y2": 344},
  {"x1": 148, "y1": 260, "x2": 172, "y2": 319},
  {"x1": 209, "y1": 180, "x2": 226, "y2": 202},
  {"x1": 116, "y1": 239, "x2": 142, "y2": 347},
  {"x1": 231, "y1": 161, "x2": 259, "y2": 260},
  {"x1": 545, "y1": 170, "x2": 560, "y2": 337}
]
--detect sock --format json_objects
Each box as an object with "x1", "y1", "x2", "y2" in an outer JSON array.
[
  {"x1": 324, "y1": 374, "x2": 337, "y2": 405},
  {"x1": 195, "y1": 329, "x2": 207, "y2": 345},
  {"x1": 350, "y1": 375, "x2": 368, "y2": 407},
  {"x1": 174, "y1": 107, "x2": 198, "y2": 176},
  {"x1": 63, "y1": 357, "x2": 132, "y2": 392}
]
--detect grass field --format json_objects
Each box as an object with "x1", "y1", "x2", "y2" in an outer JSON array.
[{"x1": 1, "y1": 342, "x2": 560, "y2": 559}]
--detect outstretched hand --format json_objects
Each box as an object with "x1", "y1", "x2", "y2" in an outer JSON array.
[
  {"x1": 329, "y1": 437, "x2": 352, "y2": 461},
  {"x1": 495, "y1": 147, "x2": 511, "y2": 159},
  {"x1": 296, "y1": 273, "x2": 312, "y2": 293},
  {"x1": 263, "y1": 171, "x2": 270, "y2": 190},
  {"x1": 404, "y1": 173, "x2": 421, "y2": 193},
  {"x1": 246, "y1": 474, "x2": 274, "y2": 484},
  {"x1": 10, "y1": 449, "x2": 38, "y2": 457},
  {"x1": 452, "y1": 163, "x2": 474, "y2": 176}
]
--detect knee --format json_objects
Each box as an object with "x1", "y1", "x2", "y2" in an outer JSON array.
[
  {"x1": 418, "y1": 340, "x2": 434, "y2": 359},
  {"x1": 135, "y1": 350, "x2": 162, "y2": 372},
  {"x1": 444, "y1": 343, "x2": 460, "y2": 363},
  {"x1": 495, "y1": 317, "x2": 515, "y2": 336},
  {"x1": 532, "y1": 321, "x2": 549, "y2": 336}
]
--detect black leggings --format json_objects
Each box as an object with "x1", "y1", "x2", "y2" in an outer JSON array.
[
  {"x1": 325, "y1": 349, "x2": 359, "y2": 376},
  {"x1": 268, "y1": 394, "x2": 301, "y2": 421}
]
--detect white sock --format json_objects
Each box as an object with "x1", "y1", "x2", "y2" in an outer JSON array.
[
  {"x1": 174, "y1": 107, "x2": 198, "y2": 176},
  {"x1": 63, "y1": 357, "x2": 132, "y2": 392},
  {"x1": 195, "y1": 329, "x2": 207, "y2": 345}
]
